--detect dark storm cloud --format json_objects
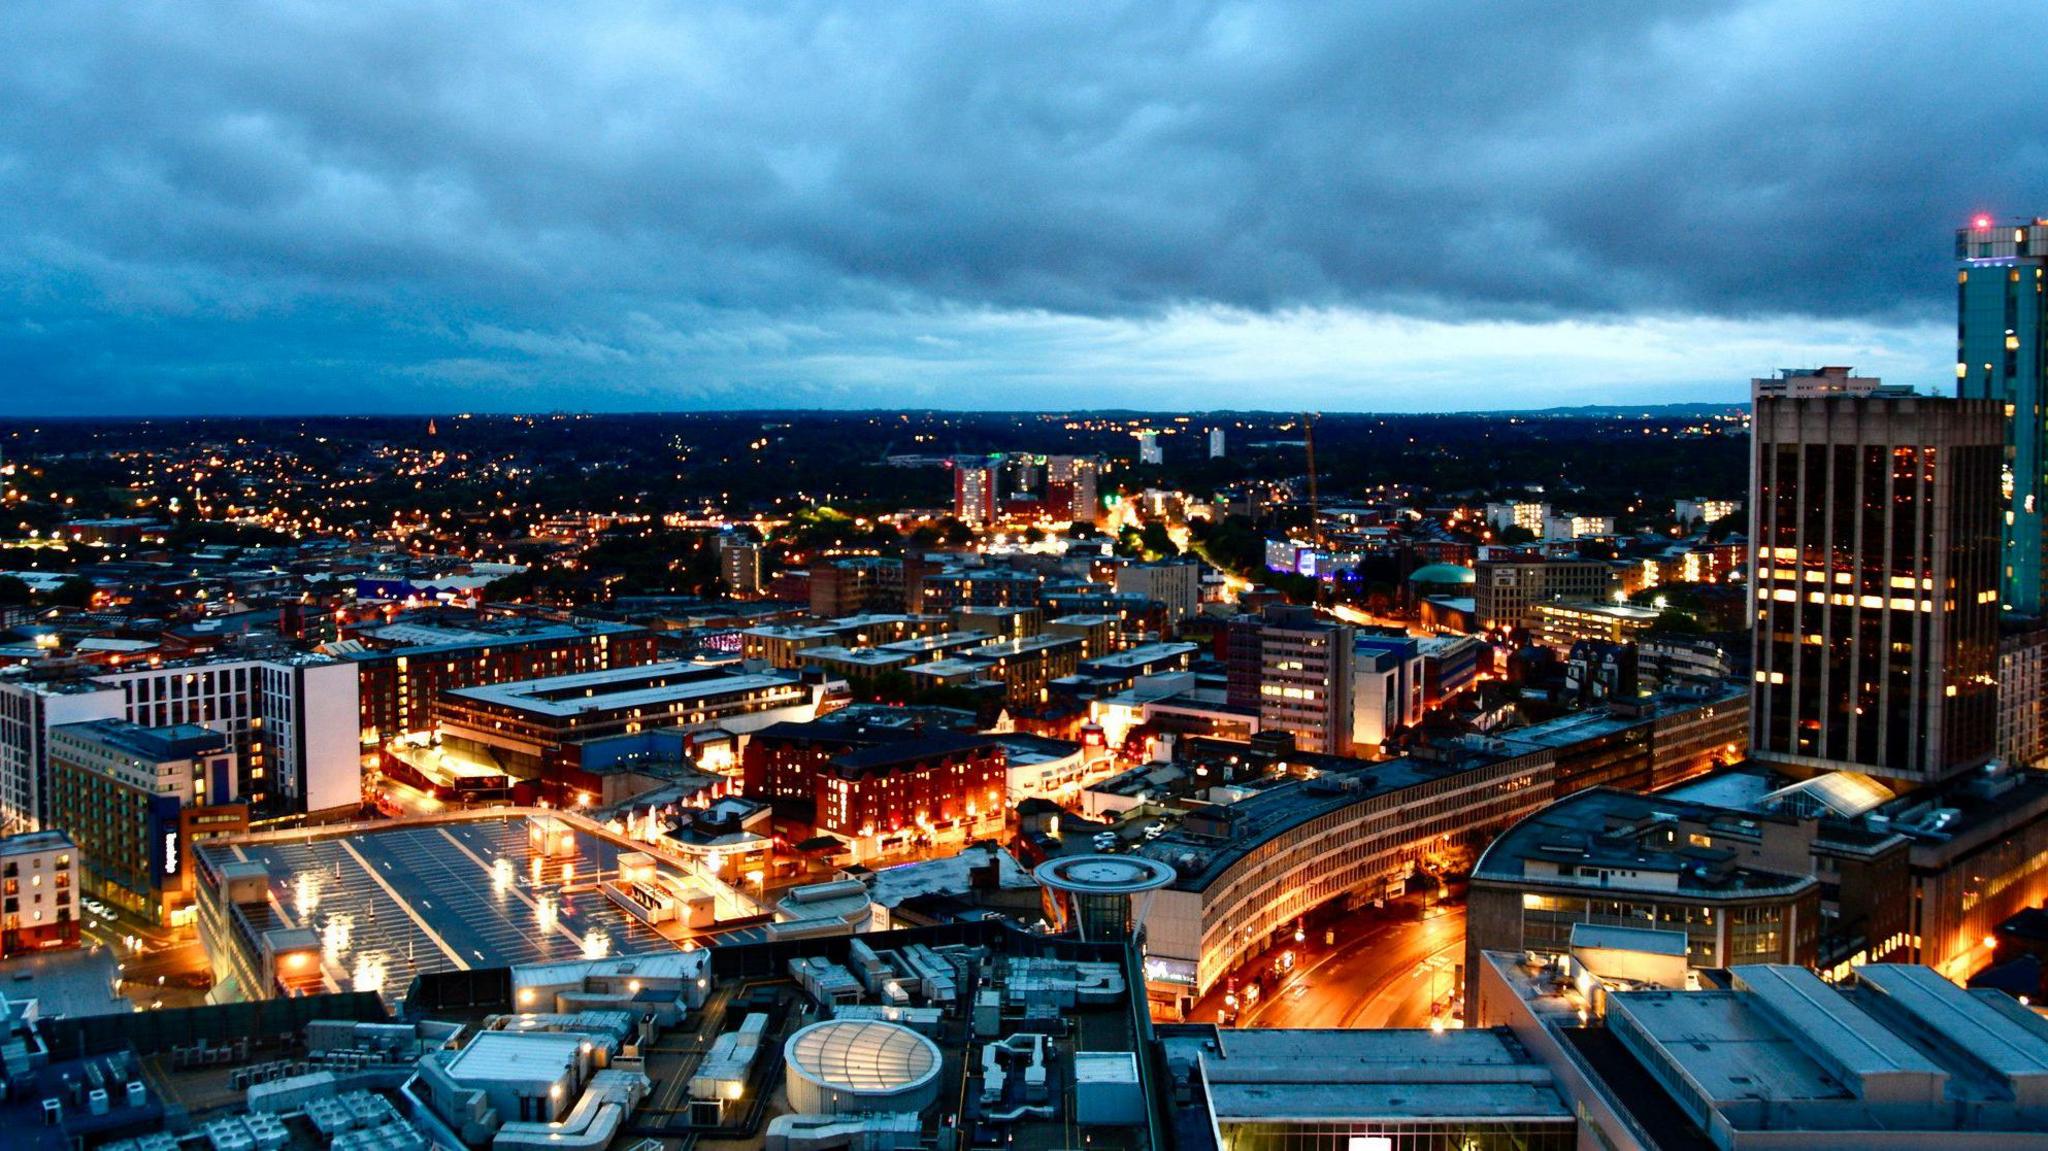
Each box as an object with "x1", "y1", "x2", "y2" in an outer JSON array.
[{"x1": 0, "y1": 1, "x2": 2040, "y2": 412}]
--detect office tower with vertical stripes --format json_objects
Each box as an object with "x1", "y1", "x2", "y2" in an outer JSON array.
[{"x1": 1749, "y1": 368, "x2": 2003, "y2": 787}]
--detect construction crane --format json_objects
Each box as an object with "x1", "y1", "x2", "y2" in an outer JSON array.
[{"x1": 1302, "y1": 412, "x2": 1322, "y2": 545}]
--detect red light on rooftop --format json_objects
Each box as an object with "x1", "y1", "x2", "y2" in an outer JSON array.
[{"x1": 1973, "y1": 214, "x2": 1993, "y2": 229}]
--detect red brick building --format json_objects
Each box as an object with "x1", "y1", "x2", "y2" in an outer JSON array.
[{"x1": 743, "y1": 720, "x2": 1007, "y2": 861}]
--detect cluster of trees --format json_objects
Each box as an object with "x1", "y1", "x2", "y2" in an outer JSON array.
[
  {"x1": 490, "y1": 529, "x2": 723, "y2": 605},
  {"x1": 0, "y1": 574, "x2": 92, "y2": 609},
  {"x1": 1116, "y1": 521, "x2": 1178, "y2": 562}
]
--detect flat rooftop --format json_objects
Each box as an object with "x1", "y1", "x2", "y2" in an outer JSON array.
[
  {"x1": 198, "y1": 818, "x2": 761, "y2": 1004},
  {"x1": 741, "y1": 624, "x2": 843, "y2": 640},
  {"x1": 1079, "y1": 642, "x2": 1199, "y2": 672},
  {"x1": 0, "y1": 829, "x2": 76, "y2": 856},
  {"x1": 52, "y1": 717, "x2": 226, "y2": 761},
  {"x1": 830, "y1": 732, "x2": 1001, "y2": 776},
  {"x1": 1136, "y1": 755, "x2": 1472, "y2": 890},
  {"x1": 1474, "y1": 786, "x2": 1817, "y2": 898},
  {"x1": 1491, "y1": 686, "x2": 1744, "y2": 754},
  {"x1": 877, "y1": 631, "x2": 985, "y2": 654},
  {"x1": 345, "y1": 617, "x2": 640, "y2": 659},
  {"x1": 1571, "y1": 922, "x2": 1689, "y2": 957},
  {"x1": 444, "y1": 1029, "x2": 584, "y2": 1082},
  {"x1": 0, "y1": 947, "x2": 127, "y2": 1019},
  {"x1": 864, "y1": 845, "x2": 1040, "y2": 908},
  {"x1": 1536, "y1": 599, "x2": 1662, "y2": 622},
  {"x1": 445, "y1": 660, "x2": 801, "y2": 716},
  {"x1": 989, "y1": 732, "x2": 1081, "y2": 766},
  {"x1": 906, "y1": 658, "x2": 990, "y2": 677},
  {"x1": 1854, "y1": 963, "x2": 2048, "y2": 1085},
  {"x1": 797, "y1": 646, "x2": 911, "y2": 668},
  {"x1": 1614, "y1": 990, "x2": 1851, "y2": 1102},
  {"x1": 966, "y1": 634, "x2": 1082, "y2": 659},
  {"x1": 1599, "y1": 964, "x2": 2048, "y2": 1136},
  {"x1": 1162, "y1": 1026, "x2": 1570, "y2": 1124}
]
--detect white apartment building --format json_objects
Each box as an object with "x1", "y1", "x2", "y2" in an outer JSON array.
[
  {"x1": 95, "y1": 654, "x2": 362, "y2": 816},
  {"x1": 0, "y1": 679, "x2": 126, "y2": 834}
]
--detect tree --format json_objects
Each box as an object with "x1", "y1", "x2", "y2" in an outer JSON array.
[
  {"x1": 1187, "y1": 514, "x2": 1265, "y2": 578},
  {"x1": 43, "y1": 576, "x2": 94, "y2": 608},
  {"x1": 1138, "y1": 522, "x2": 1179, "y2": 561},
  {"x1": 0, "y1": 575, "x2": 29, "y2": 606},
  {"x1": 1651, "y1": 609, "x2": 1705, "y2": 635}
]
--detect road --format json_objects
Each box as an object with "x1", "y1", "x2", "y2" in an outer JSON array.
[
  {"x1": 1188, "y1": 902, "x2": 1466, "y2": 1030},
  {"x1": 1244, "y1": 905, "x2": 1464, "y2": 1029},
  {"x1": 74, "y1": 904, "x2": 216, "y2": 1009},
  {"x1": 1326, "y1": 604, "x2": 1424, "y2": 634}
]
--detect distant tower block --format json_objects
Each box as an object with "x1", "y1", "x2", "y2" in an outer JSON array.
[{"x1": 1034, "y1": 855, "x2": 1175, "y2": 943}]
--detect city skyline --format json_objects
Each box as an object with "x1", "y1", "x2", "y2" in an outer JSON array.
[
  {"x1": 5, "y1": 8, "x2": 2048, "y2": 1147},
  {"x1": 5, "y1": 3, "x2": 2044, "y2": 415}
]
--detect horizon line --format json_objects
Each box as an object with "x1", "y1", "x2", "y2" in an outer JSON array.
[{"x1": 0, "y1": 400, "x2": 1754, "y2": 423}]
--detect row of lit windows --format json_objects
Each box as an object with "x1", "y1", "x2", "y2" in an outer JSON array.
[
  {"x1": 1760, "y1": 569, "x2": 1936, "y2": 590},
  {"x1": 1766, "y1": 588, "x2": 1940, "y2": 610}
]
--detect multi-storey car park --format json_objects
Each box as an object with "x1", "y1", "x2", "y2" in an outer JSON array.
[
  {"x1": 432, "y1": 660, "x2": 823, "y2": 803},
  {"x1": 193, "y1": 811, "x2": 778, "y2": 1005}
]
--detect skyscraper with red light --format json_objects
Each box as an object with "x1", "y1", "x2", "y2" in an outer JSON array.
[{"x1": 1957, "y1": 215, "x2": 2048, "y2": 615}]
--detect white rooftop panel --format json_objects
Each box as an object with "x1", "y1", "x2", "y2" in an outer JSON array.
[
  {"x1": 1730, "y1": 966, "x2": 1944, "y2": 1082},
  {"x1": 1857, "y1": 964, "x2": 2048, "y2": 1081},
  {"x1": 444, "y1": 1032, "x2": 583, "y2": 1083}
]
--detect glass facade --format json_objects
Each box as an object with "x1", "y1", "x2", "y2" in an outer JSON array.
[
  {"x1": 1956, "y1": 222, "x2": 2048, "y2": 614},
  {"x1": 1223, "y1": 1119, "x2": 1575, "y2": 1151},
  {"x1": 1518, "y1": 890, "x2": 1813, "y2": 969}
]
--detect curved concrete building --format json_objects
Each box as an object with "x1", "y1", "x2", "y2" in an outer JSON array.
[{"x1": 1034, "y1": 855, "x2": 1174, "y2": 943}]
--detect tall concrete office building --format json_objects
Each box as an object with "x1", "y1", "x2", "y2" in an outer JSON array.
[
  {"x1": 1252, "y1": 604, "x2": 1355, "y2": 755},
  {"x1": 1956, "y1": 215, "x2": 2048, "y2": 614},
  {"x1": 1749, "y1": 367, "x2": 2003, "y2": 787}
]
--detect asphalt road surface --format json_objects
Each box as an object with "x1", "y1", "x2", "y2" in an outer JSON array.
[{"x1": 1216, "y1": 903, "x2": 1467, "y2": 1030}]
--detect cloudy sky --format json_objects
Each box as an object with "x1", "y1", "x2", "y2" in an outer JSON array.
[{"x1": 2, "y1": 2, "x2": 2040, "y2": 415}]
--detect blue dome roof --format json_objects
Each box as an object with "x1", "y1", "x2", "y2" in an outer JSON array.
[{"x1": 1407, "y1": 563, "x2": 1476, "y2": 585}]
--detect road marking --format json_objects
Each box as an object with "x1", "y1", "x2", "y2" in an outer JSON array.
[
  {"x1": 335, "y1": 837, "x2": 469, "y2": 970},
  {"x1": 434, "y1": 826, "x2": 587, "y2": 949}
]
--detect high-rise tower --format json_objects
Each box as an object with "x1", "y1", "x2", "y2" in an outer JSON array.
[
  {"x1": 1956, "y1": 215, "x2": 2048, "y2": 613},
  {"x1": 952, "y1": 455, "x2": 999, "y2": 525},
  {"x1": 1749, "y1": 368, "x2": 2003, "y2": 787},
  {"x1": 1043, "y1": 454, "x2": 1100, "y2": 523}
]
